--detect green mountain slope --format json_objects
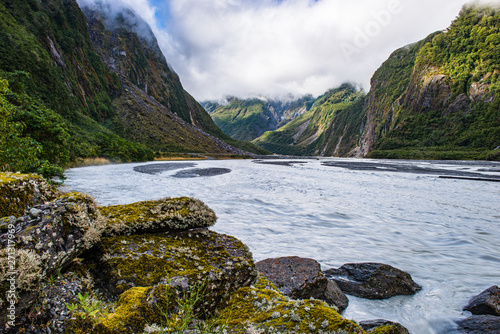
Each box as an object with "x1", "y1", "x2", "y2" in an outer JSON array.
[
  {"x1": 255, "y1": 4, "x2": 500, "y2": 160},
  {"x1": 204, "y1": 96, "x2": 315, "y2": 141},
  {"x1": 361, "y1": 4, "x2": 500, "y2": 160},
  {"x1": 253, "y1": 84, "x2": 365, "y2": 156},
  {"x1": 0, "y1": 0, "x2": 263, "y2": 174}
]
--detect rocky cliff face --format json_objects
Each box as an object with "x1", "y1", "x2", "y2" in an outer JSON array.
[
  {"x1": 359, "y1": 4, "x2": 500, "y2": 160},
  {"x1": 81, "y1": 2, "x2": 222, "y2": 136},
  {"x1": 79, "y1": 1, "x2": 248, "y2": 154},
  {"x1": 204, "y1": 96, "x2": 315, "y2": 141},
  {"x1": 245, "y1": 4, "x2": 500, "y2": 160},
  {"x1": 0, "y1": 0, "x2": 258, "y2": 169}
]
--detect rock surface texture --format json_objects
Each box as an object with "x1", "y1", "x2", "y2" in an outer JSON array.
[
  {"x1": 323, "y1": 263, "x2": 422, "y2": 299},
  {"x1": 256, "y1": 256, "x2": 349, "y2": 313},
  {"x1": 359, "y1": 319, "x2": 411, "y2": 334},
  {"x1": 463, "y1": 285, "x2": 500, "y2": 316},
  {"x1": 0, "y1": 172, "x2": 57, "y2": 217},
  {"x1": 0, "y1": 192, "x2": 105, "y2": 325},
  {"x1": 99, "y1": 197, "x2": 217, "y2": 236},
  {"x1": 456, "y1": 315, "x2": 500, "y2": 334}
]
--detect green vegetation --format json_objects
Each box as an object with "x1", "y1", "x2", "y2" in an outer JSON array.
[
  {"x1": 207, "y1": 96, "x2": 315, "y2": 141},
  {"x1": 369, "y1": 4, "x2": 500, "y2": 160},
  {"x1": 254, "y1": 84, "x2": 366, "y2": 156},
  {"x1": 0, "y1": 0, "x2": 264, "y2": 177}
]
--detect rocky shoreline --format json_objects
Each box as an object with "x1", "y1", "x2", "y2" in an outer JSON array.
[{"x1": 1, "y1": 172, "x2": 499, "y2": 333}]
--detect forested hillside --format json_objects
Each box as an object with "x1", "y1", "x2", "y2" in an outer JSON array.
[
  {"x1": 363, "y1": 4, "x2": 500, "y2": 160},
  {"x1": 204, "y1": 96, "x2": 315, "y2": 141},
  {"x1": 0, "y1": 0, "x2": 263, "y2": 177},
  {"x1": 250, "y1": 4, "x2": 500, "y2": 160}
]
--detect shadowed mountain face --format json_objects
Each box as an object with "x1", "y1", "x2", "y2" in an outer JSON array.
[
  {"x1": 0, "y1": 0, "x2": 260, "y2": 169},
  {"x1": 80, "y1": 2, "x2": 246, "y2": 154}
]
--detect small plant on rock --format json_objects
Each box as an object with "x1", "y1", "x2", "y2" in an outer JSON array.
[{"x1": 65, "y1": 292, "x2": 103, "y2": 320}]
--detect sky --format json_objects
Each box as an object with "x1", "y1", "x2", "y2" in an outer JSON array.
[{"x1": 78, "y1": 0, "x2": 500, "y2": 101}]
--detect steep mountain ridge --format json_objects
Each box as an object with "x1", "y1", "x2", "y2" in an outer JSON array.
[
  {"x1": 253, "y1": 84, "x2": 365, "y2": 156},
  {"x1": 204, "y1": 96, "x2": 315, "y2": 141},
  {"x1": 362, "y1": 4, "x2": 500, "y2": 160},
  {"x1": 0, "y1": 0, "x2": 261, "y2": 174},
  {"x1": 250, "y1": 4, "x2": 500, "y2": 160}
]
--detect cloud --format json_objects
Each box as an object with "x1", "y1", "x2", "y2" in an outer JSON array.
[{"x1": 78, "y1": 0, "x2": 498, "y2": 101}]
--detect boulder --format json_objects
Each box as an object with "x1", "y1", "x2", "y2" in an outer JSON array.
[
  {"x1": 215, "y1": 275, "x2": 365, "y2": 334},
  {"x1": 0, "y1": 192, "x2": 105, "y2": 323},
  {"x1": 87, "y1": 229, "x2": 258, "y2": 312},
  {"x1": 463, "y1": 285, "x2": 500, "y2": 316},
  {"x1": 256, "y1": 256, "x2": 348, "y2": 313},
  {"x1": 99, "y1": 197, "x2": 217, "y2": 236},
  {"x1": 359, "y1": 319, "x2": 410, "y2": 334},
  {"x1": 323, "y1": 263, "x2": 421, "y2": 299},
  {"x1": 0, "y1": 172, "x2": 57, "y2": 217},
  {"x1": 456, "y1": 315, "x2": 500, "y2": 334}
]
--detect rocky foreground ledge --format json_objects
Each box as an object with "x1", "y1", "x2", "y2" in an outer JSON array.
[{"x1": 1, "y1": 172, "x2": 497, "y2": 333}]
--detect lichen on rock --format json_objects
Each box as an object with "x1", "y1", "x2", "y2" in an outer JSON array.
[
  {"x1": 216, "y1": 275, "x2": 366, "y2": 334},
  {"x1": 99, "y1": 197, "x2": 217, "y2": 236},
  {"x1": 0, "y1": 192, "x2": 106, "y2": 320},
  {"x1": 88, "y1": 229, "x2": 257, "y2": 308},
  {"x1": 0, "y1": 172, "x2": 58, "y2": 217}
]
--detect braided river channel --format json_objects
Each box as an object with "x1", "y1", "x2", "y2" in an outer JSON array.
[{"x1": 64, "y1": 158, "x2": 500, "y2": 334}]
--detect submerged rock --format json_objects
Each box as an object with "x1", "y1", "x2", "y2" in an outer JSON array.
[
  {"x1": 456, "y1": 315, "x2": 500, "y2": 333},
  {"x1": 359, "y1": 319, "x2": 410, "y2": 334},
  {"x1": 216, "y1": 275, "x2": 365, "y2": 334},
  {"x1": 172, "y1": 167, "x2": 232, "y2": 178},
  {"x1": 323, "y1": 263, "x2": 421, "y2": 299},
  {"x1": 256, "y1": 256, "x2": 349, "y2": 313},
  {"x1": 99, "y1": 197, "x2": 217, "y2": 236},
  {"x1": 463, "y1": 285, "x2": 500, "y2": 316},
  {"x1": 0, "y1": 172, "x2": 58, "y2": 217},
  {"x1": 133, "y1": 162, "x2": 197, "y2": 175}
]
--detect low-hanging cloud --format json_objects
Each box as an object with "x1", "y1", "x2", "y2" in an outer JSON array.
[{"x1": 77, "y1": 0, "x2": 499, "y2": 101}]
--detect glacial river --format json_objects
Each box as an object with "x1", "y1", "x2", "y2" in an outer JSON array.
[{"x1": 63, "y1": 158, "x2": 500, "y2": 334}]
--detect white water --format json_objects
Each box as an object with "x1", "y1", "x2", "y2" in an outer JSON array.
[{"x1": 63, "y1": 158, "x2": 500, "y2": 334}]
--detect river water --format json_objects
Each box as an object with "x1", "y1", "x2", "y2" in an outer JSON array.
[{"x1": 63, "y1": 158, "x2": 500, "y2": 334}]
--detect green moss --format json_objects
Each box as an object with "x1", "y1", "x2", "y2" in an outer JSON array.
[
  {"x1": 97, "y1": 230, "x2": 254, "y2": 294},
  {"x1": 100, "y1": 286, "x2": 152, "y2": 333},
  {"x1": 0, "y1": 172, "x2": 57, "y2": 217},
  {"x1": 216, "y1": 275, "x2": 366, "y2": 334},
  {"x1": 367, "y1": 325, "x2": 397, "y2": 334},
  {"x1": 99, "y1": 197, "x2": 217, "y2": 236}
]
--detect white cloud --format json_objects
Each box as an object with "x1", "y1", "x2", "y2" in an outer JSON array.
[{"x1": 78, "y1": 0, "x2": 500, "y2": 101}]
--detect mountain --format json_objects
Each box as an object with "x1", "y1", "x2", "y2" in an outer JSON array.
[
  {"x1": 203, "y1": 95, "x2": 315, "y2": 141},
  {"x1": 0, "y1": 0, "x2": 264, "y2": 176},
  {"x1": 253, "y1": 84, "x2": 365, "y2": 156},
  {"x1": 361, "y1": 4, "x2": 500, "y2": 160},
  {"x1": 253, "y1": 4, "x2": 500, "y2": 160}
]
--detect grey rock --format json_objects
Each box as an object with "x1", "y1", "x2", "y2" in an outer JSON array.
[
  {"x1": 324, "y1": 262, "x2": 421, "y2": 299},
  {"x1": 456, "y1": 315, "x2": 500, "y2": 334},
  {"x1": 256, "y1": 256, "x2": 349, "y2": 313},
  {"x1": 463, "y1": 285, "x2": 500, "y2": 316},
  {"x1": 360, "y1": 319, "x2": 410, "y2": 334}
]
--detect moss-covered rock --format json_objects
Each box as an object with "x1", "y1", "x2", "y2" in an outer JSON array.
[
  {"x1": 99, "y1": 197, "x2": 217, "y2": 236},
  {"x1": 216, "y1": 275, "x2": 366, "y2": 334},
  {"x1": 360, "y1": 319, "x2": 410, "y2": 334},
  {"x1": 0, "y1": 172, "x2": 57, "y2": 218},
  {"x1": 257, "y1": 256, "x2": 349, "y2": 313},
  {"x1": 0, "y1": 192, "x2": 105, "y2": 320},
  {"x1": 88, "y1": 229, "x2": 257, "y2": 307}
]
